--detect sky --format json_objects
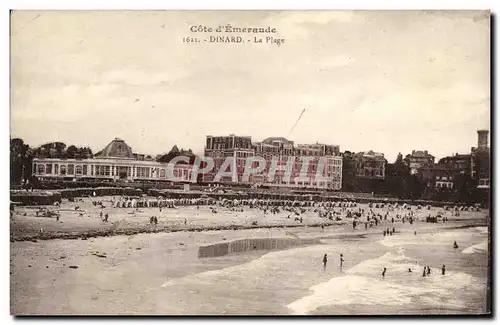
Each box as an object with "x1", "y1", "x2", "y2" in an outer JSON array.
[{"x1": 10, "y1": 10, "x2": 490, "y2": 161}]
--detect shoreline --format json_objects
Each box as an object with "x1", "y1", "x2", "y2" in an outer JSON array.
[
  {"x1": 10, "y1": 219, "x2": 486, "y2": 243},
  {"x1": 10, "y1": 221, "x2": 344, "y2": 242}
]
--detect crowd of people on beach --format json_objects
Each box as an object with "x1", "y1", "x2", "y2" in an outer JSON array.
[{"x1": 18, "y1": 193, "x2": 480, "y2": 231}]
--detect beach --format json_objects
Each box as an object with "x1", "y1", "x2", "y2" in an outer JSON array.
[{"x1": 10, "y1": 198, "x2": 490, "y2": 315}]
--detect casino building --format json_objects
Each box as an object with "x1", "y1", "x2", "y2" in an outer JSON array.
[{"x1": 32, "y1": 138, "x2": 195, "y2": 183}]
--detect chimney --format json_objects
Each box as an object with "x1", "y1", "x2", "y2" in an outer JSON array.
[{"x1": 477, "y1": 130, "x2": 489, "y2": 150}]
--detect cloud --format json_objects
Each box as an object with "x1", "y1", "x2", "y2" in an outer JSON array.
[{"x1": 10, "y1": 11, "x2": 490, "y2": 160}]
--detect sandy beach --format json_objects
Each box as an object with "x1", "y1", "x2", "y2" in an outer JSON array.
[{"x1": 10, "y1": 197, "x2": 490, "y2": 315}]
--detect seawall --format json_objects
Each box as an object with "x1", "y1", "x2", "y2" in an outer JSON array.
[{"x1": 198, "y1": 237, "x2": 322, "y2": 258}]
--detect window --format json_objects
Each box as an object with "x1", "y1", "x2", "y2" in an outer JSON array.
[
  {"x1": 54, "y1": 164, "x2": 59, "y2": 175},
  {"x1": 68, "y1": 164, "x2": 74, "y2": 175},
  {"x1": 104, "y1": 166, "x2": 111, "y2": 176},
  {"x1": 45, "y1": 164, "x2": 52, "y2": 174},
  {"x1": 137, "y1": 167, "x2": 148, "y2": 178},
  {"x1": 60, "y1": 165, "x2": 66, "y2": 175},
  {"x1": 160, "y1": 169, "x2": 166, "y2": 178},
  {"x1": 82, "y1": 165, "x2": 88, "y2": 175},
  {"x1": 75, "y1": 165, "x2": 83, "y2": 175},
  {"x1": 37, "y1": 164, "x2": 45, "y2": 175}
]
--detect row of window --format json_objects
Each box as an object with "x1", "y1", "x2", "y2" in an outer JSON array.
[
  {"x1": 359, "y1": 169, "x2": 384, "y2": 177},
  {"x1": 36, "y1": 163, "x2": 86, "y2": 176},
  {"x1": 436, "y1": 182, "x2": 453, "y2": 189},
  {"x1": 34, "y1": 163, "x2": 191, "y2": 179}
]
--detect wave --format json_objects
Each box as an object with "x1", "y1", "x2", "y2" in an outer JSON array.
[
  {"x1": 287, "y1": 250, "x2": 482, "y2": 315},
  {"x1": 473, "y1": 227, "x2": 489, "y2": 234},
  {"x1": 287, "y1": 274, "x2": 430, "y2": 314},
  {"x1": 378, "y1": 230, "x2": 477, "y2": 249},
  {"x1": 462, "y1": 239, "x2": 488, "y2": 254}
]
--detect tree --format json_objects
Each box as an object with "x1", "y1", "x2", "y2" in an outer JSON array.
[
  {"x1": 157, "y1": 145, "x2": 181, "y2": 163},
  {"x1": 385, "y1": 153, "x2": 411, "y2": 199},
  {"x1": 455, "y1": 173, "x2": 475, "y2": 204},
  {"x1": 10, "y1": 138, "x2": 34, "y2": 186},
  {"x1": 77, "y1": 147, "x2": 93, "y2": 158},
  {"x1": 407, "y1": 174, "x2": 425, "y2": 200},
  {"x1": 66, "y1": 145, "x2": 78, "y2": 158},
  {"x1": 341, "y1": 151, "x2": 358, "y2": 192},
  {"x1": 157, "y1": 145, "x2": 198, "y2": 164}
]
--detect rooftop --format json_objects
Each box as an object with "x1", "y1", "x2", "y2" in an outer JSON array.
[{"x1": 95, "y1": 138, "x2": 134, "y2": 159}]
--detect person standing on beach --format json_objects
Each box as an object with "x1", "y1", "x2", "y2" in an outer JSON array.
[
  {"x1": 427, "y1": 266, "x2": 431, "y2": 276},
  {"x1": 442, "y1": 265, "x2": 446, "y2": 275},
  {"x1": 323, "y1": 254, "x2": 328, "y2": 269},
  {"x1": 453, "y1": 241, "x2": 459, "y2": 249},
  {"x1": 340, "y1": 254, "x2": 344, "y2": 268},
  {"x1": 382, "y1": 267, "x2": 387, "y2": 278},
  {"x1": 422, "y1": 267, "x2": 427, "y2": 277}
]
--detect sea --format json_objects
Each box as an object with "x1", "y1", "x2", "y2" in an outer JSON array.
[{"x1": 158, "y1": 226, "x2": 489, "y2": 315}]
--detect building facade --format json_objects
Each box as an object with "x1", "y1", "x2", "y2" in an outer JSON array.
[
  {"x1": 471, "y1": 129, "x2": 490, "y2": 188},
  {"x1": 203, "y1": 135, "x2": 343, "y2": 190},
  {"x1": 432, "y1": 164, "x2": 456, "y2": 189},
  {"x1": 404, "y1": 150, "x2": 435, "y2": 175},
  {"x1": 203, "y1": 134, "x2": 255, "y2": 183},
  {"x1": 32, "y1": 138, "x2": 195, "y2": 183},
  {"x1": 354, "y1": 151, "x2": 386, "y2": 179},
  {"x1": 438, "y1": 154, "x2": 472, "y2": 175}
]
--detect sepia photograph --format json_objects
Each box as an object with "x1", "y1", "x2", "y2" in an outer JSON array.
[{"x1": 9, "y1": 10, "x2": 491, "y2": 316}]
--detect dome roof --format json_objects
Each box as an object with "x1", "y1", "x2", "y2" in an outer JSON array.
[{"x1": 96, "y1": 138, "x2": 134, "y2": 159}]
